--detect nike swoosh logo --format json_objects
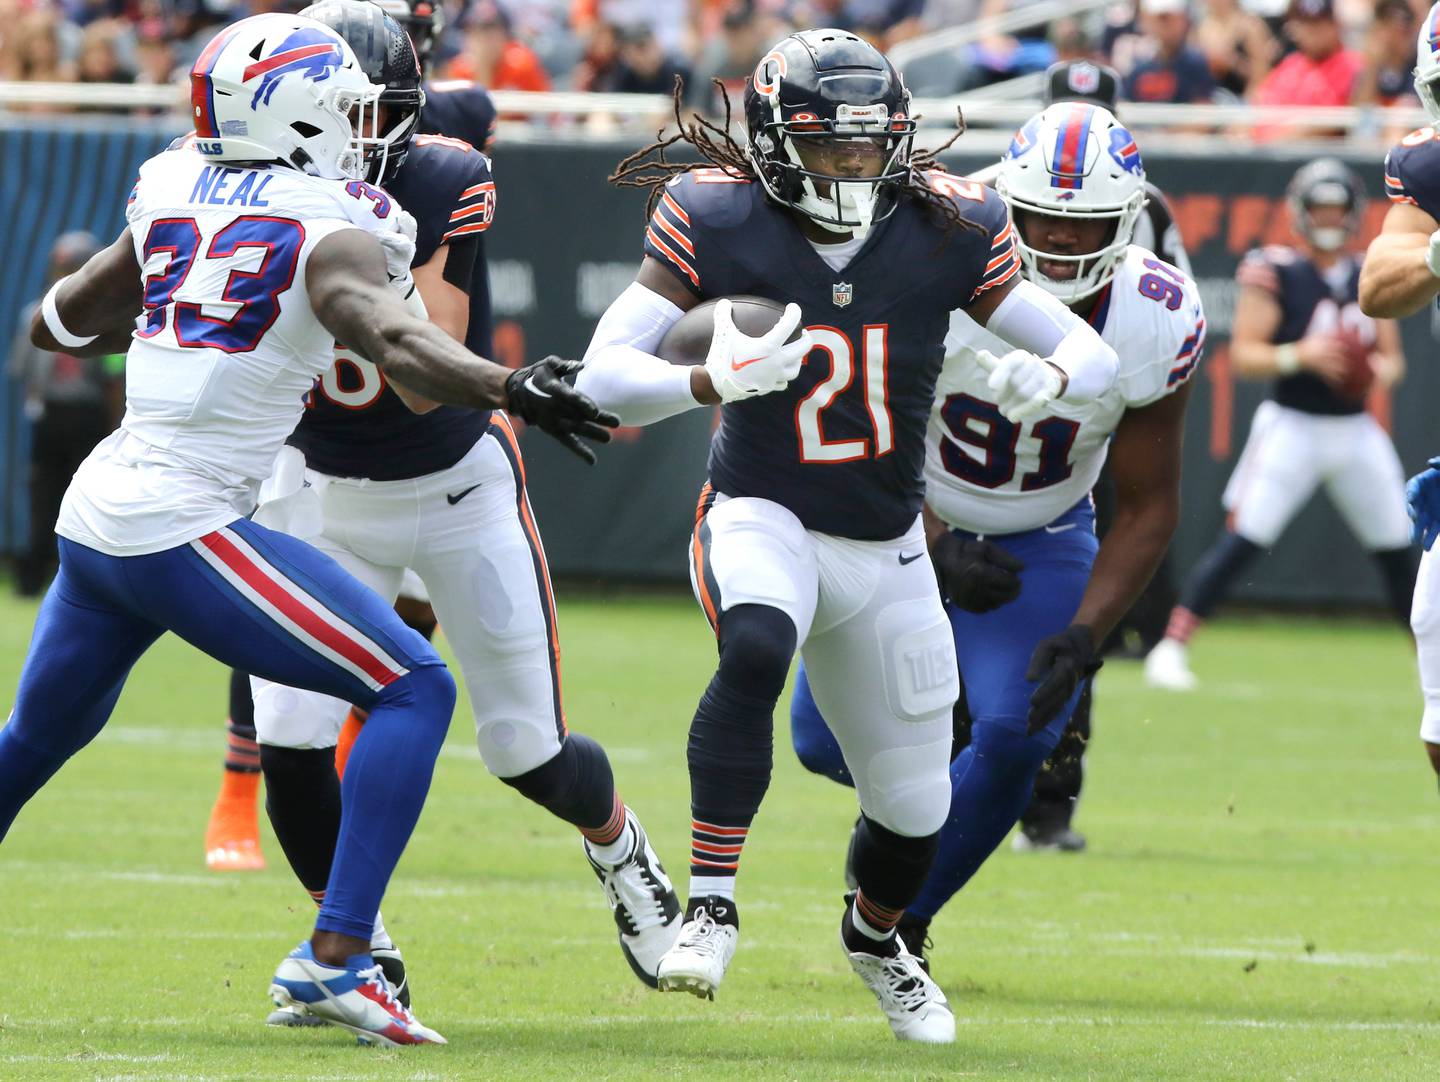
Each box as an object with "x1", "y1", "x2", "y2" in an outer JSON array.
[
  {"x1": 898, "y1": 551, "x2": 924, "y2": 565},
  {"x1": 730, "y1": 355, "x2": 767, "y2": 371},
  {"x1": 1044, "y1": 523, "x2": 1076, "y2": 534},
  {"x1": 446, "y1": 484, "x2": 481, "y2": 505}
]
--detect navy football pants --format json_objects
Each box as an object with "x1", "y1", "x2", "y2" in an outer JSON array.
[
  {"x1": 791, "y1": 501, "x2": 1098, "y2": 920},
  {"x1": 0, "y1": 518, "x2": 454, "y2": 940}
]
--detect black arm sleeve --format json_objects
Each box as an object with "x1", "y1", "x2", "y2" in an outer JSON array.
[{"x1": 441, "y1": 234, "x2": 480, "y2": 294}]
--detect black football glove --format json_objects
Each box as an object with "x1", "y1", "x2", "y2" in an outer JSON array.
[
  {"x1": 505, "y1": 357, "x2": 619, "y2": 465},
  {"x1": 932, "y1": 532, "x2": 1024, "y2": 613},
  {"x1": 1025, "y1": 624, "x2": 1101, "y2": 734}
]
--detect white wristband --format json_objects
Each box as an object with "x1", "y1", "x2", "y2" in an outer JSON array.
[
  {"x1": 41, "y1": 275, "x2": 98, "y2": 349},
  {"x1": 1274, "y1": 343, "x2": 1301, "y2": 375},
  {"x1": 1427, "y1": 229, "x2": 1440, "y2": 277}
]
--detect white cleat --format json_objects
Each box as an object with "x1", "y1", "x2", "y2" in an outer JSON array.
[
  {"x1": 265, "y1": 1002, "x2": 327, "y2": 1028},
  {"x1": 845, "y1": 932, "x2": 955, "y2": 1044},
  {"x1": 269, "y1": 941, "x2": 445, "y2": 1047},
  {"x1": 584, "y1": 809, "x2": 683, "y2": 987},
  {"x1": 656, "y1": 897, "x2": 739, "y2": 1000},
  {"x1": 1144, "y1": 638, "x2": 1198, "y2": 692}
]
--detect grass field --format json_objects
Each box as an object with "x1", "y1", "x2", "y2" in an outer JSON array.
[{"x1": 0, "y1": 588, "x2": 1435, "y2": 1081}]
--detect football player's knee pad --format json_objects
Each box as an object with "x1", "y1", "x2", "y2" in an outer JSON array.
[
  {"x1": 856, "y1": 737, "x2": 954, "y2": 838},
  {"x1": 467, "y1": 662, "x2": 565, "y2": 777},
  {"x1": 252, "y1": 682, "x2": 350, "y2": 750},
  {"x1": 716, "y1": 604, "x2": 797, "y2": 701},
  {"x1": 474, "y1": 711, "x2": 565, "y2": 778}
]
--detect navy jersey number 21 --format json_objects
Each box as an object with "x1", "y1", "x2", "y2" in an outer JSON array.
[{"x1": 139, "y1": 215, "x2": 305, "y2": 353}]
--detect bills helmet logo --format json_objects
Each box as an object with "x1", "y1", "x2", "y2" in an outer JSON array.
[
  {"x1": 832, "y1": 281, "x2": 853, "y2": 307},
  {"x1": 1108, "y1": 126, "x2": 1143, "y2": 176},
  {"x1": 244, "y1": 28, "x2": 343, "y2": 109},
  {"x1": 1006, "y1": 117, "x2": 1040, "y2": 161}
]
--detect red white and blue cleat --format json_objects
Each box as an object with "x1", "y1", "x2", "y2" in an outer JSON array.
[{"x1": 269, "y1": 941, "x2": 446, "y2": 1047}]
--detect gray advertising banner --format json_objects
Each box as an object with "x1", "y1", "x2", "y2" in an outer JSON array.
[{"x1": 1, "y1": 120, "x2": 1432, "y2": 603}]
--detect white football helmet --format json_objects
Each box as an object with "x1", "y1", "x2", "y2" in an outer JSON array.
[
  {"x1": 1415, "y1": 3, "x2": 1440, "y2": 123},
  {"x1": 188, "y1": 13, "x2": 381, "y2": 181},
  {"x1": 995, "y1": 103, "x2": 1147, "y2": 303}
]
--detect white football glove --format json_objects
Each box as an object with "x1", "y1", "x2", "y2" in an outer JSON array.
[
  {"x1": 975, "y1": 348, "x2": 1065, "y2": 423},
  {"x1": 1427, "y1": 228, "x2": 1440, "y2": 278},
  {"x1": 703, "y1": 298, "x2": 813, "y2": 403},
  {"x1": 377, "y1": 210, "x2": 418, "y2": 283}
]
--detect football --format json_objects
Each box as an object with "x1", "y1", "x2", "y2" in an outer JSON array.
[
  {"x1": 1333, "y1": 328, "x2": 1375, "y2": 403},
  {"x1": 657, "y1": 295, "x2": 802, "y2": 366}
]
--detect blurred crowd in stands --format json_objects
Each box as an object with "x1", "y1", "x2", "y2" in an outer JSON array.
[{"x1": 0, "y1": 0, "x2": 1425, "y2": 130}]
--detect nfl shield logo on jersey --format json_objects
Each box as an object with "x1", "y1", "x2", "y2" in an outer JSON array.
[{"x1": 832, "y1": 281, "x2": 853, "y2": 307}]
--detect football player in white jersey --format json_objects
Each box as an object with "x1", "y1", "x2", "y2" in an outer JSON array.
[
  {"x1": 1147, "y1": 158, "x2": 1411, "y2": 692},
  {"x1": 790, "y1": 103, "x2": 1202, "y2": 966},
  {"x1": 0, "y1": 13, "x2": 613, "y2": 1046}
]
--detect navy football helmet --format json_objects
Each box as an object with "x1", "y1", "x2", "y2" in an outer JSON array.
[
  {"x1": 301, "y1": 0, "x2": 425, "y2": 184},
  {"x1": 744, "y1": 28, "x2": 917, "y2": 237},
  {"x1": 373, "y1": 0, "x2": 443, "y2": 78},
  {"x1": 1286, "y1": 158, "x2": 1365, "y2": 253}
]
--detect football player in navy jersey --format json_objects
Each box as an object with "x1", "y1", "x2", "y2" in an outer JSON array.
[
  {"x1": 202, "y1": 0, "x2": 502, "y2": 873},
  {"x1": 1146, "y1": 157, "x2": 1412, "y2": 692},
  {"x1": 183, "y1": 3, "x2": 680, "y2": 1026},
  {"x1": 1359, "y1": 0, "x2": 1440, "y2": 785},
  {"x1": 789, "y1": 103, "x2": 1202, "y2": 972},
  {"x1": 575, "y1": 29, "x2": 1120, "y2": 1041}
]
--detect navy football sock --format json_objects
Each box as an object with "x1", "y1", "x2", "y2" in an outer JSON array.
[
  {"x1": 315, "y1": 663, "x2": 455, "y2": 940},
  {"x1": 686, "y1": 604, "x2": 795, "y2": 892},
  {"x1": 1177, "y1": 531, "x2": 1262, "y2": 621},
  {"x1": 847, "y1": 816, "x2": 938, "y2": 948},
  {"x1": 261, "y1": 744, "x2": 341, "y2": 897},
  {"x1": 908, "y1": 719, "x2": 1059, "y2": 921},
  {"x1": 500, "y1": 732, "x2": 621, "y2": 839}
]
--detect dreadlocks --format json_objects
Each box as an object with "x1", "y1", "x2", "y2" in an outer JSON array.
[
  {"x1": 610, "y1": 78, "x2": 751, "y2": 222},
  {"x1": 610, "y1": 79, "x2": 984, "y2": 240}
]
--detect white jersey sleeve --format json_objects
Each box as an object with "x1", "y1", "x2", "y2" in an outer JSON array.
[
  {"x1": 924, "y1": 246, "x2": 1204, "y2": 535},
  {"x1": 57, "y1": 145, "x2": 405, "y2": 557}
]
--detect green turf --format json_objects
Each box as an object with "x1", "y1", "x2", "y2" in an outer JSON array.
[{"x1": 0, "y1": 589, "x2": 1435, "y2": 1080}]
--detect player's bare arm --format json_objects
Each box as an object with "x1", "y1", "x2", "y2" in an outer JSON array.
[
  {"x1": 385, "y1": 242, "x2": 472, "y2": 414},
  {"x1": 308, "y1": 228, "x2": 618, "y2": 461},
  {"x1": 1358, "y1": 202, "x2": 1440, "y2": 318},
  {"x1": 1372, "y1": 316, "x2": 1406, "y2": 386},
  {"x1": 307, "y1": 229, "x2": 508, "y2": 408},
  {"x1": 1229, "y1": 282, "x2": 1347, "y2": 385},
  {"x1": 30, "y1": 228, "x2": 143, "y2": 357},
  {"x1": 1072, "y1": 383, "x2": 1191, "y2": 640}
]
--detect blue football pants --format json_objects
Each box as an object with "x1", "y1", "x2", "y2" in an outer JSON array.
[
  {"x1": 791, "y1": 501, "x2": 1099, "y2": 920},
  {"x1": 0, "y1": 518, "x2": 455, "y2": 939}
]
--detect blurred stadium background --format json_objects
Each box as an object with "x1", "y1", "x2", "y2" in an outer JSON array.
[{"x1": 2, "y1": 0, "x2": 1440, "y2": 605}]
